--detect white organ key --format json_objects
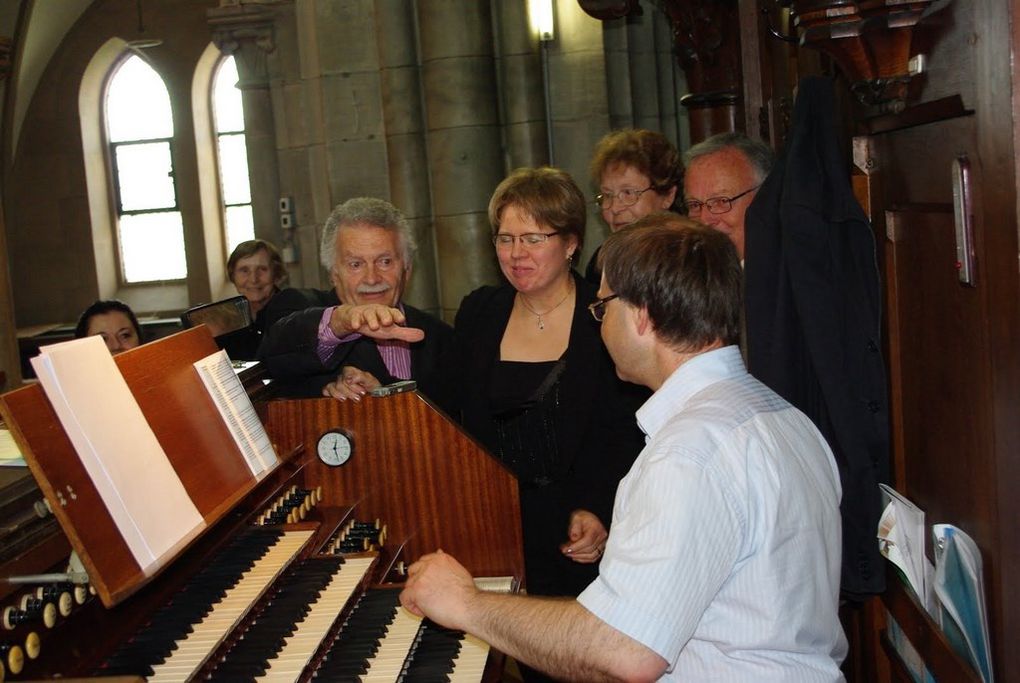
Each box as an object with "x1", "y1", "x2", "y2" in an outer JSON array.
[
  {"x1": 255, "y1": 556, "x2": 375, "y2": 682},
  {"x1": 146, "y1": 530, "x2": 313, "y2": 682},
  {"x1": 447, "y1": 632, "x2": 491, "y2": 682},
  {"x1": 360, "y1": 604, "x2": 423, "y2": 682}
]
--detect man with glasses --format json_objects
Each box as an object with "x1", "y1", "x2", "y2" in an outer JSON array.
[
  {"x1": 683, "y1": 132, "x2": 775, "y2": 260},
  {"x1": 257, "y1": 197, "x2": 453, "y2": 401},
  {"x1": 399, "y1": 217, "x2": 846, "y2": 681}
]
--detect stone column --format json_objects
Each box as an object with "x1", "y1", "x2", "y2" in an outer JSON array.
[
  {"x1": 209, "y1": 1, "x2": 285, "y2": 251},
  {"x1": 624, "y1": 8, "x2": 661, "y2": 131},
  {"x1": 417, "y1": 2, "x2": 505, "y2": 320},
  {"x1": 374, "y1": 0, "x2": 439, "y2": 314},
  {"x1": 494, "y1": 2, "x2": 549, "y2": 169},
  {"x1": 0, "y1": 36, "x2": 19, "y2": 388},
  {"x1": 547, "y1": 3, "x2": 611, "y2": 269}
]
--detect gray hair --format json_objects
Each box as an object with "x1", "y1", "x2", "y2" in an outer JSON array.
[
  {"x1": 683, "y1": 133, "x2": 775, "y2": 183},
  {"x1": 319, "y1": 197, "x2": 417, "y2": 271}
]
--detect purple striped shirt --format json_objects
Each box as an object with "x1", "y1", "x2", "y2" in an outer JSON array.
[{"x1": 317, "y1": 306, "x2": 412, "y2": 381}]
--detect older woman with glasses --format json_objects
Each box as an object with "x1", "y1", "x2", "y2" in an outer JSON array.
[
  {"x1": 586, "y1": 129, "x2": 683, "y2": 284},
  {"x1": 441, "y1": 167, "x2": 647, "y2": 627}
]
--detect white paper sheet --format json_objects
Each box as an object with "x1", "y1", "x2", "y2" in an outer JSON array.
[
  {"x1": 933, "y1": 524, "x2": 993, "y2": 683},
  {"x1": 194, "y1": 350, "x2": 278, "y2": 477},
  {"x1": 878, "y1": 484, "x2": 930, "y2": 607},
  {"x1": 31, "y1": 336, "x2": 204, "y2": 569}
]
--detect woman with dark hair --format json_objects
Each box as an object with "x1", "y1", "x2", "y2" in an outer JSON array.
[
  {"x1": 448, "y1": 167, "x2": 646, "y2": 600},
  {"x1": 74, "y1": 300, "x2": 143, "y2": 354},
  {"x1": 586, "y1": 128, "x2": 683, "y2": 284}
]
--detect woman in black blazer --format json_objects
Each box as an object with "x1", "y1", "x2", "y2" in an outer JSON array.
[{"x1": 443, "y1": 167, "x2": 647, "y2": 602}]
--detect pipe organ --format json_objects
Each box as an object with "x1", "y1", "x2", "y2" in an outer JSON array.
[{"x1": 0, "y1": 327, "x2": 524, "y2": 681}]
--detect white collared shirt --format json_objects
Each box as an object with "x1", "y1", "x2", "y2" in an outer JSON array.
[{"x1": 579, "y1": 346, "x2": 847, "y2": 681}]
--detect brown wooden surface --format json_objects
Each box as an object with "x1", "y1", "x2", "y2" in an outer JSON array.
[
  {"x1": 0, "y1": 327, "x2": 263, "y2": 606},
  {"x1": 117, "y1": 327, "x2": 257, "y2": 518},
  {"x1": 881, "y1": 570, "x2": 983, "y2": 683},
  {"x1": 0, "y1": 352, "x2": 522, "y2": 680},
  {"x1": 763, "y1": 1, "x2": 1019, "y2": 678},
  {"x1": 264, "y1": 393, "x2": 525, "y2": 581},
  {"x1": 882, "y1": 573, "x2": 982, "y2": 683}
]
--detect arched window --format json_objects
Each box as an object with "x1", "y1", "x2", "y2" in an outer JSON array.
[
  {"x1": 106, "y1": 54, "x2": 187, "y2": 283},
  {"x1": 211, "y1": 55, "x2": 254, "y2": 253}
]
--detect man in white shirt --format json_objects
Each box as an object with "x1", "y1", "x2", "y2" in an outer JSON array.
[{"x1": 399, "y1": 215, "x2": 847, "y2": 681}]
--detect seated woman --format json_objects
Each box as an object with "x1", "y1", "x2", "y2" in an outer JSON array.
[
  {"x1": 228, "y1": 239, "x2": 288, "y2": 325},
  {"x1": 74, "y1": 300, "x2": 143, "y2": 354},
  {"x1": 586, "y1": 128, "x2": 683, "y2": 283},
  {"x1": 447, "y1": 168, "x2": 647, "y2": 599},
  {"x1": 223, "y1": 239, "x2": 288, "y2": 358}
]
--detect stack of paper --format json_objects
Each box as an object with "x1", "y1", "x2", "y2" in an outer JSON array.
[
  {"x1": 878, "y1": 483, "x2": 931, "y2": 606},
  {"x1": 933, "y1": 524, "x2": 994, "y2": 683},
  {"x1": 30, "y1": 336, "x2": 204, "y2": 570},
  {"x1": 194, "y1": 350, "x2": 278, "y2": 477},
  {"x1": 0, "y1": 428, "x2": 25, "y2": 467}
]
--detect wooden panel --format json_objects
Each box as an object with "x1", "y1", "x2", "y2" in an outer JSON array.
[
  {"x1": 883, "y1": 207, "x2": 994, "y2": 538},
  {"x1": 882, "y1": 573, "x2": 983, "y2": 683},
  {"x1": 0, "y1": 382, "x2": 142, "y2": 605},
  {"x1": 0, "y1": 327, "x2": 267, "y2": 606},
  {"x1": 264, "y1": 393, "x2": 525, "y2": 581},
  {"x1": 117, "y1": 327, "x2": 256, "y2": 517}
]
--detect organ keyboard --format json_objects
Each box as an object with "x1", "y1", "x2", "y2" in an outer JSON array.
[{"x1": 0, "y1": 326, "x2": 524, "y2": 681}]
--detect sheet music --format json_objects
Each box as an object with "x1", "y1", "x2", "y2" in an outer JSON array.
[
  {"x1": 30, "y1": 336, "x2": 204, "y2": 569},
  {"x1": 0, "y1": 428, "x2": 26, "y2": 467},
  {"x1": 194, "y1": 350, "x2": 278, "y2": 477},
  {"x1": 933, "y1": 524, "x2": 994, "y2": 683}
]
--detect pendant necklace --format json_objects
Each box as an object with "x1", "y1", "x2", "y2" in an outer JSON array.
[{"x1": 518, "y1": 284, "x2": 572, "y2": 330}]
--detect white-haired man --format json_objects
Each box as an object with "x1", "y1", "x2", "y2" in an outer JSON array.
[{"x1": 258, "y1": 197, "x2": 452, "y2": 401}]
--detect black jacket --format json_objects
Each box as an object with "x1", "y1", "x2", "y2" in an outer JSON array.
[
  {"x1": 744, "y1": 76, "x2": 890, "y2": 599},
  {"x1": 257, "y1": 288, "x2": 454, "y2": 401},
  {"x1": 444, "y1": 273, "x2": 648, "y2": 531}
]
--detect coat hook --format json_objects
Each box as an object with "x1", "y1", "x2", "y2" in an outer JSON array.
[{"x1": 762, "y1": 3, "x2": 798, "y2": 43}]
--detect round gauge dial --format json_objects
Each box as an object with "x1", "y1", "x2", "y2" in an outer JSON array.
[{"x1": 317, "y1": 429, "x2": 354, "y2": 467}]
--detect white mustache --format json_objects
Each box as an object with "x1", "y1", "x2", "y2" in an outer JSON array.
[{"x1": 357, "y1": 283, "x2": 391, "y2": 294}]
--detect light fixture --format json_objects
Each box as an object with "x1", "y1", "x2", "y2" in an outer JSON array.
[
  {"x1": 528, "y1": 0, "x2": 555, "y2": 42},
  {"x1": 127, "y1": 0, "x2": 163, "y2": 50},
  {"x1": 528, "y1": 0, "x2": 556, "y2": 164}
]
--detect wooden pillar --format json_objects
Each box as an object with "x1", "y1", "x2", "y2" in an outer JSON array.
[
  {"x1": 580, "y1": 0, "x2": 745, "y2": 144},
  {"x1": 0, "y1": 36, "x2": 19, "y2": 389}
]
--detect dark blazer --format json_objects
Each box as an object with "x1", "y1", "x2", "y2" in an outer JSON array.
[
  {"x1": 217, "y1": 290, "x2": 279, "y2": 360},
  {"x1": 257, "y1": 288, "x2": 454, "y2": 401},
  {"x1": 744, "y1": 76, "x2": 890, "y2": 599},
  {"x1": 583, "y1": 244, "x2": 604, "y2": 286},
  {"x1": 446, "y1": 274, "x2": 647, "y2": 587}
]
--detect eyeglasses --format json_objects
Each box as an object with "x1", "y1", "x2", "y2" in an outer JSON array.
[
  {"x1": 492, "y1": 232, "x2": 562, "y2": 248},
  {"x1": 588, "y1": 293, "x2": 619, "y2": 322},
  {"x1": 594, "y1": 187, "x2": 653, "y2": 210},
  {"x1": 683, "y1": 185, "x2": 761, "y2": 216}
]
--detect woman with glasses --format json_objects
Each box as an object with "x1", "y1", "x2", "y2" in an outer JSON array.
[
  {"x1": 443, "y1": 168, "x2": 647, "y2": 627},
  {"x1": 586, "y1": 129, "x2": 683, "y2": 284}
]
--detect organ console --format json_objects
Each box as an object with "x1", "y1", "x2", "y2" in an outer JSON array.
[{"x1": 0, "y1": 326, "x2": 524, "y2": 681}]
